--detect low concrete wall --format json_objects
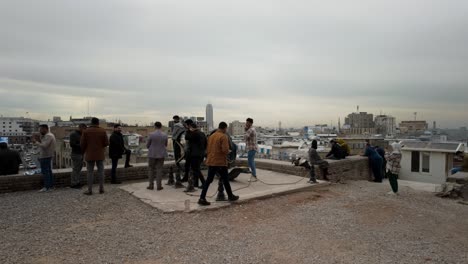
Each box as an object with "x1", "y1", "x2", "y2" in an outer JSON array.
[{"x1": 0, "y1": 157, "x2": 371, "y2": 193}]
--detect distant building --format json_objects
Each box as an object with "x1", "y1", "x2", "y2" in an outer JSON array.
[
  {"x1": 0, "y1": 117, "x2": 40, "y2": 143},
  {"x1": 52, "y1": 116, "x2": 62, "y2": 122},
  {"x1": 374, "y1": 115, "x2": 396, "y2": 136},
  {"x1": 229, "y1": 120, "x2": 245, "y2": 136},
  {"x1": 343, "y1": 112, "x2": 375, "y2": 135},
  {"x1": 399, "y1": 121, "x2": 428, "y2": 134},
  {"x1": 206, "y1": 104, "x2": 214, "y2": 131}
]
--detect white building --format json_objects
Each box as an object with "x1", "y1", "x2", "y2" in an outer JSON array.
[
  {"x1": 206, "y1": 104, "x2": 213, "y2": 131},
  {"x1": 229, "y1": 120, "x2": 245, "y2": 136},
  {"x1": 0, "y1": 117, "x2": 39, "y2": 136},
  {"x1": 400, "y1": 141, "x2": 465, "y2": 184},
  {"x1": 374, "y1": 115, "x2": 396, "y2": 136}
]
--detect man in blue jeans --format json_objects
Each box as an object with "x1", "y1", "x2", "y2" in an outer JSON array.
[
  {"x1": 244, "y1": 118, "x2": 258, "y2": 182},
  {"x1": 33, "y1": 124, "x2": 56, "y2": 192}
]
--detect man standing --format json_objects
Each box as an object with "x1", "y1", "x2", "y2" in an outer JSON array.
[
  {"x1": 244, "y1": 118, "x2": 258, "y2": 182},
  {"x1": 109, "y1": 124, "x2": 132, "y2": 184},
  {"x1": 167, "y1": 115, "x2": 184, "y2": 188},
  {"x1": 81, "y1": 117, "x2": 109, "y2": 195},
  {"x1": 0, "y1": 142, "x2": 22, "y2": 175},
  {"x1": 33, "y1": 124, "x2": 56, "y2": 192},
  {"x1": 198, "y1": 122, "x2": 239, "y2": 206},
  {"x1": 69, "y1": 123, "x2": 87, "y2": 188},
  {"x1": 184, "y1": 122, "x2": 207, "y2": 192},
  {"x1": 146, "y1": 121, "x2": 167, "y2": 190}
]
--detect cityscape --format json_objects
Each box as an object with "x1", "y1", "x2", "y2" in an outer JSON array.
[{"x1": 1, "y1": 1, "x2": 468, "y2": 263}]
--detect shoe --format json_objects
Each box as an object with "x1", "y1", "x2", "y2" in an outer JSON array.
[
  {"x1": 198, "y1": 199, "x2": 211, "y2": 206},
  {"x1": 99, "y1": 189, "x2": 105, "y2": 194},
  {"x1": 174, "y1": 182, "x2": 185, "y2": 189},
  {"x1": 216, "y1": 194, "x2": 227, "y2": 201},
  {"x1": 183, "y1": 188, "x2": 196, "y2": 193},
  {"x1": 38, "y1": 187, "x2": 48, "y2": 193},
  {"x1": 70, "y1": 184, "x2": 82, "y2": 189},
  {"x1": 124, "y1": 164, "x2": 133, "y2": 168},
  {"x1": 111, "y1": 181, "x2": 122, "y2": 184},
  {"x1": 228, "y1": 195, "x2": 239, "y2": 202},
  {"x1": 156, "y1": 187, "x2": 164, "y2": 191},
  {"x1": 147, "y1": 186, "x2": 154, "y2": 190},
  {"x1": 387, "y1": 191, "x2": 398, "y2": 196},
  {"x1": 83, "y1": 190, "x2": 92, "y2": 195},
  {"x1": 308, "y1": 180, "x2": 318, "y2": 184},
  {"x1": 248, "y1": 176, "x2": 258, "y2": 182},
  {"x1": 181, "y1": 176, "x2": 188, "y2": 182}
]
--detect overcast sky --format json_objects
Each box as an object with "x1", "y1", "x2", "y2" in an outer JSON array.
[{"x1": 1, "y1": 0, "x2": 467, "y2": 128}]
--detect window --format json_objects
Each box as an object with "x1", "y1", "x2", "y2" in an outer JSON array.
[
  {"x1": 422, "y1": 152, "x2": 430, "y2": 173},
  {"x1": 411, "y1": 151, "x2": 420, "y2": 172}
]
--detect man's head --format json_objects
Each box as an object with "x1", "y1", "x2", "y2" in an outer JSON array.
[
  {"x1": 114, "y1": 124, "x2": 122, "y2": 133},
  {"x1": 189, "y1": 123, "x2": 198, "y2": 130},
  {"x1": 78, "y1": 123, "x2": 87, "y2": 133},
  {"x1": 218, "y1": 122, "x2": 228, "y2": 133},
  {"x1": 39, "y1": 124, "x2": 49, "y2": 135},
  {"x1": 312, "y1": 140, "x2": 318, "y2": 149},
  {"x1": 330, "y1": 139, "x2": 336, "y2": 145},
  {"x1": 91, "y1": 117, "x2": 99, "y2": 125},
  {"x1": 184, "y1": 119, "x2": 194, "y2": 128},
  {"x1": 0, "y1": 142, "x2": 7, "y2": 150},
  {"x1": 173, "y1": 115, "x2": 180, "y2": 123},
  {"x1": 154, "y1": 121, "x2": 162, "y2": 129},
  {"x1": 245, "y1": 118, "x2": 253, "y2": 129}
]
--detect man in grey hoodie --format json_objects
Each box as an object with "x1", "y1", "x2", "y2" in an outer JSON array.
[{"x1": 33, "y1": 124, "x2": 56, "y2": 192}]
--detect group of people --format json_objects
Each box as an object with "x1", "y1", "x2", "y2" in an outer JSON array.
[{"x1": 144, "y1": 115, "x2": 259, "y2": 206}]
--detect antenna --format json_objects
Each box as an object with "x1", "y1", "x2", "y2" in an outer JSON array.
[{"x1": 414, "y1": 112, "x2": 417, "y2": 121}]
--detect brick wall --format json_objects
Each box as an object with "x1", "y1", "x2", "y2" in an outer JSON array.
[{"x1": 0, "y1": 157, "x2": 370, "y2": 193}]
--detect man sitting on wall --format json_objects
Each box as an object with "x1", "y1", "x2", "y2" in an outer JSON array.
[{"x1": 0, "y1": 142, "x2": 22, "y2": 175}]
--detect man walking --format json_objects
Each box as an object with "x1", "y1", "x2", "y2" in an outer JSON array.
[
  {"x1": 69, "y1": 123, "x2": 87, "y2": 188},
  {"x1": 244, "y1": 118, "x2": 258, "y2": 182},
  {"x1": 198, "y1": 122, "x2": 239, "y2": 206},
  {"x1": 184, "y1": 122, "x2": 207, "y2": 192},
  {"x1": 81, "y1": 117, "x2": 109, "y2": 195},
  {"x1": 33, "y1": 124, "x2": 56, "y2": 192},
  {"x1": 146, "y1": 121, "x2": 167, "y2": 191},
  {"x1": 109, "y1": 124, "x2": 132, "y2": 184}
]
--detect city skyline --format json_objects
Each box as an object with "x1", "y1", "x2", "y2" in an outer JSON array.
[{"x1": 1, "y1": 1, "x2": 467, "y2": 128}]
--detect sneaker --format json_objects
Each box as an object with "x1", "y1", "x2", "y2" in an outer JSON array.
[
  {"x1": 83, "y1": 190, "x2": 92, "y2": 195},
  {"x1": 166, "y1": 180, "x2": 175, "y2": 186},
  {"x1": 183, "y1": 188, "x2": 196, "y2": 193},
  {"x1": 307, "y1": 180, "x2": 318, "y2": 184},
  {"x1": 174, "y1": 182, "x2": 185, "y2": 189},
  {"x1": 198, "y1": 199, "x2": 211, "y2": 206},
  {"x1": 216, "y1": 194, "x2": 227, "y2": 201},
  {"x1": 38, "y1": 187, "x2": 48, "y2": 193},
  {"x1": 248, "y1": 176, "x2": 258, "y2": 182},
  {"x1": 70, "y1": 184, "x2": 82, "y2": 189},
  {"x1": 99, "y1": 189, "x2": 105, "y2": 194},
  {"x1": 387, "y1": 191, "x2": 398, "y2": 196},
  {"x1": 147, "y1": 186, "x2": 154, "y2": 190},
  {"x1": 156, "y1": 187, "x2": 164, "y2": 191},
  {"x1": 228, "y1": 195, "x2": 239, "y2": 202},
  {"x1": 124, "y1": 164, "x2": 133, "y2": 168}
]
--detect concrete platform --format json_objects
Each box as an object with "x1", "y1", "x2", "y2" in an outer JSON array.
[{"x1": 120, "y1": 169, "x2": 328, "y2": 213}]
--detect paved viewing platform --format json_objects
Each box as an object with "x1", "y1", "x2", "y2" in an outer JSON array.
[{"x1": 121, "y1": 169, "x2": 328, "y2": 212}]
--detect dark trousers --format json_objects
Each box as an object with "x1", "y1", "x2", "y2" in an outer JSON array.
[
  {"x1": 189, "y1": 156, "x2": 205, "y2": 188},
  {"x1": 371, "y1": 159, "x2": 383, "y2": 182},
  {"x1": 200, "y1": 166, "x2": 234, "y2": 200},
  {"x1": 111, "y1": 150, "x2": 131, "y2": 182},
  {"x1": 387, "y1": 171, "x2": 399, "y2": 193}
]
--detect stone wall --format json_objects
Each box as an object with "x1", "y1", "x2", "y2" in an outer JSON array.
[{"x1": 0, "y1": 157, "x2": 371, "y2": 193}]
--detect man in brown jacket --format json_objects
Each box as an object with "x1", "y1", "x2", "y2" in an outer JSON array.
[
  {"x1": 198, "y1": 122, "x2": 239, "y2": 206},
  {"x1": 80, "y1": 117, "x2": 109, "y2": 195}
]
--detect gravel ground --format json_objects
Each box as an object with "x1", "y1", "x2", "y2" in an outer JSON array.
[{"x1": 1, "y1": 180, "x2": 468, "y2": 264}]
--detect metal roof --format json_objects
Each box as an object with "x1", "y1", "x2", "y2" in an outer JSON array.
[{"x1": 401, "y1": 141, "x2": 464, "y2": 153}]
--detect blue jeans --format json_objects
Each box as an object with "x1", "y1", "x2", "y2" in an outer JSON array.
[
  {"x1": 39, "y1": 157, "x2": 54, "y2": 189},
  {"x1": 248, "y1": 150, "x2": 257, "y2": 177}
]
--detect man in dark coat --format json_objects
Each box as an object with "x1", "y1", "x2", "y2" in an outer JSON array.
[
  {"x1": 326, "y1": 140, "x2": 346, "y2": 160},
  {"x1": 69, "y1": 123, "x2": 87, "y2": 188},
  {"x1": 184, "y1": 122, "x2": 207, "y2": 192},
  {"x1": 0, "y1": 142, "x2": 22, "y2": 175},
  {"x1": 109, "y1": 124, "x2": 132, "y2": 184}
]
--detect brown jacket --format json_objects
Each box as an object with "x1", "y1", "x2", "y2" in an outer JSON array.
[
  {"x1": 80, "y1": 125, "x2": 109, "y2": 161},
  {"x1": 205, "y1": 130, "x2": 230, "y2": 167}
]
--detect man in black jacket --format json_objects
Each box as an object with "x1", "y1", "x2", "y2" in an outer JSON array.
[
  {"x1": 184, "y1": 123, "x2": 207, "y2": 192},
  {"x1": 325, "y1": 140, "x2": 346, "y2": 160},
  {"x1": 69, "y1": 123, "x2": 87, "y2": 188},
  {"x1": 0, "y1": 142, "x2": 22, "y2": 175},
  {"x1": 109, "y1": 124, "x2": 132, "y2": 184}
]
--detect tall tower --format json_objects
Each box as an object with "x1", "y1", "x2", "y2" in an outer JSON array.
[{"x1": 206, "y1": 104, "x2": 214, "y2": 131}]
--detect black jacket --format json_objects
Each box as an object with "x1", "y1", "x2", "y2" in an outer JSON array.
[
  {"x1": 0, "y1": 148, "x2": 22, "y2": 175},
  {"x1": 326, "y1": 143, "x2": 346, "y2": 160},
  {"x1": 109, "y1": 132, "x2": 126, "y2": 159},
  {"x1": 69, "y1": 130, "x2": 82, "y2": 155},
  {"x1": 185, "y1": 129, "x2": 207, "y2": 158}
]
